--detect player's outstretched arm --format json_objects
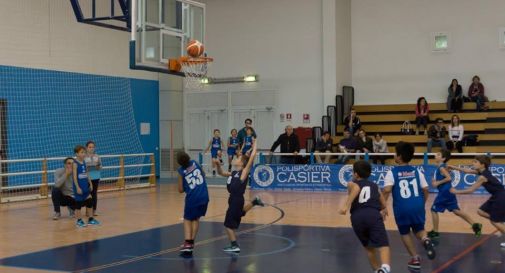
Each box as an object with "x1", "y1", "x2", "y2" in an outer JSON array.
[
  {"x1": 448, "y1": 165, "x2": 478, "y2": 174},
  {"x1": 339, "y1": 182, "x2": 359, "y2": 215},
  {"x1": 213, "y1": 158, "x2": 231, "y2": 177},
  {"x1": 451, "y1": 176, "x2": 486, "y2": 194},
  {"x1": 241, "y1": 139, "x2": 258, "y2": 181}
]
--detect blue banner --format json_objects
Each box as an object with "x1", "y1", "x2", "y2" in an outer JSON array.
[{"x1": 250, "y1": 164, "x2": 505, "y2": 194}]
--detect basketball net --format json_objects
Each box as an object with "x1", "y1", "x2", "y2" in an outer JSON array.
[{"x1": 179, "y1": 56, "x2": 213, "y2": 90}]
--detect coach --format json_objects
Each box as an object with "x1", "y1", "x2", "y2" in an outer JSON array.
[
  {"x1": 270, "y1": 125, "x2": 300, "y2": 164},
  {"x1": 51, "y1": 157, "x2": 75, "y2": 220}
]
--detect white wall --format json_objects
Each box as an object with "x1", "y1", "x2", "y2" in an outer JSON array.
[
  {"x1": 352, "y1": 0, "x2": 505, "y2": 105},
  {"x1": 0, "y1": 0, "x2": 156, "y2": 80}
]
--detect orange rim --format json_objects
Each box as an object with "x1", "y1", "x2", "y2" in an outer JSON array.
[{"x1": 179, "y1": 56, "x2": 214, "y2": 64}]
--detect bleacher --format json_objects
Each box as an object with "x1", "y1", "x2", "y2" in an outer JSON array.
[{"x1": 331, "y1": 101, "x2": 505, "y2": 165}]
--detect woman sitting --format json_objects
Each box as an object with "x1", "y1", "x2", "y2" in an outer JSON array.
[
  {"x1": 447, "y1": 115, "x2": 464, "y2": 153},
  {"x1": 447, "y1": 79, "x2": 463, "y2": 113},
  {"x1": 468, "y1": 75, "x2": 488, "y2": 112},
  {"x1": 415, "y1": 97, "x2": 430, "y2": 135}
]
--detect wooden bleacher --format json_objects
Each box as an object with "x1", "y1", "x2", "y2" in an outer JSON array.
[{"x1": 331, "y1": 101, "x2": 505, "y2": 164}]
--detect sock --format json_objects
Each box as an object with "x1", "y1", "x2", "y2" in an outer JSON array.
[
  {"x1": 231, "y1": 241, "x2": 238, "y2": 247},
  {"x1": 77, "y1": 218, "x2": 82, "y2": 222},
  {"x1": 88, "y1": 217, "x2": 95, "y2": 222},
  {"x1": 185, "y1": 239, "x2": 191, "y2": 244},
  {"x1": 381, "y1": 264, "x2": 391, "y2": 272}
]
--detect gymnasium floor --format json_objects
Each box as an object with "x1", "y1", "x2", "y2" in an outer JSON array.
[{"x1": 0, "y1": 182, "x2": 504, "y2": 273}]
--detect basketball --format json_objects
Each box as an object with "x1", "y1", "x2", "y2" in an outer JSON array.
[{"x1": 186, "y1": 40, "x2": 205, "y2": 58}]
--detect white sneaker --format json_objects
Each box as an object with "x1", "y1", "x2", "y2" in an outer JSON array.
[{"x1": 500, "y1": 242, "x2": 505, "y2": 248}]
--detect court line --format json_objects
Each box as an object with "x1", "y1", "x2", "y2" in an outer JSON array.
[
  {"x1": 430, "y1": 230, "x2": 498, "y2": 273},
  {"x1": 73, "y1": 203, "x2": 286, "y2": 273}
]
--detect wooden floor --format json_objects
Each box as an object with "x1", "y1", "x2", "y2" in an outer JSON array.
[{"x1": 0, "y1": 183, "x2": 494, "y2": 264}]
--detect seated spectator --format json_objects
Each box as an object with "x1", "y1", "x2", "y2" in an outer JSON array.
[
  {"x1": 344, "y1": 108, "x2": 361, "y2": 137},
  {"x1": 357, "y1": 129, "x2": 373, "y2": 155},
  {"x1": 447, "y1": 79, "x2": 463, "y2": 113},
  {"x1": 52, "y1": 157, "x2": 75, "y2": 220},
  {"x1": 372, "y1": 133, "x2": 389, "y2": 165},
  {"x1": 415, "y1": 97, "x2": 429, "y2": 135},
  {"x1": 446, "y1": 115, "x2": 464, "y2": 153},
  {"x1": 468, "y1": 75, "x2": 488, "y2": 112},
  {"x1": 337, "y1": 130, "x2": 359, "y2": 164},
  {"x1": 270, "y1": 125, "x2": 300, "y2": 164},
  {"x1": 427, "y1": 118, "x2": 447, "y2": 152},
  {"x1": 315, "y1": 131, "x2": 333, "y2": 163}
]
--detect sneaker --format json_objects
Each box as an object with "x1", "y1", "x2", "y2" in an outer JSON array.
[
  {"x1": 472, "y1": 223, "x2": 483, "y2": 237},
  {"x1": 252, "y1": 196, "x2": 265, "y2": 207},
  {"x1": 223, "y1": 245, "x2": 240, "y2": 253},
  {"x1": 500, "y1": 242, "x2": 505, "y2": 248},
  {"x1": 53, "y1": 212, "x2": 61, "y2": 220},
  {"x1": 407, "y1": 256, "x2": 421, "y2": 270},
  {"x1": 180, "y1": 242, "x2": 193, "y2": 253},
  {"x1": 377, "y1": 267, "x2": 390, "y2": 273},
  {"x1": 76, "y1": 219, "x2": 87, "y2": 228},
  {"x1": 423, "y1": 238, "x2": 436, "y2": 260},
  {"x1": 88, "y1": 218, "x2": 101, "y2": 225},
  {"x1": 427, "y1": 230, "x2": 440, "y2": 239},
  {"x1": 68, "y1": 208, "x2": 75, "y2": 217}
]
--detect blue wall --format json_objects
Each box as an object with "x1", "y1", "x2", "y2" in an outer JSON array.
[{"x1": 0, "y1": 65, "x2": 160, "y2": 184}]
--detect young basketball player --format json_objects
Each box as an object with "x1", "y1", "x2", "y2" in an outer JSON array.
[
  {"x1": 213, "y1": 140, "x2": 264, "y2": 253},
  {"x1": 428, "y1": 149, "x2": 482, "y2": 239},
  {"x1": 449, "y1": 155, "x2": 505, "y2": 248},
  {"x1": 85, "y1": 140, "x2": 102, "y2": 216},
  {"x1": 382, "y1": 141, "x2": 435, "y2": 270},
  {"x1": 204, "y1": 129, "x2": 224, "y2": 176},
  {"x1": 72, "y1": 145, "x2": 100, "y2": 228},
  {"x1": 227, "y1": 129, "x2": 239, "y2": 172},
  {"x1": 339, "y1": 160, "x2": 391, "y2": 273},
  {"x1": 177, "y1": 151, "x2": 210, "y2": 253},
  {"x1": 240, "y1": 127, "x2": 255, "y2": 157}
]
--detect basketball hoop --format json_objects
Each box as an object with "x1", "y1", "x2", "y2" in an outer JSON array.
[{"x1": 179, "y1": 56, "x2": 213, "y2": 89}]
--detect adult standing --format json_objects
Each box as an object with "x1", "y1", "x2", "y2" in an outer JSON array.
[
  {"x1": 237, "y1": 119, "x2": 257, "y2": 146},
  {"x1": 447, "y1": 79, "x2": 463, "y2": 113},
  {"x1": 85, "y1": 141, "x2": 102, "y2": 216},
  {"x1": 270, "y1": 125, "x2": 300, "y2": 164},
  {"x1": 52, "y1": 157, "x2": 75, "y2": 220}
]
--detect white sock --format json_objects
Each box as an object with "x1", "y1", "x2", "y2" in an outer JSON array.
[{"x1": 381, "y1": 264, "x2": 391, "y2": 271}]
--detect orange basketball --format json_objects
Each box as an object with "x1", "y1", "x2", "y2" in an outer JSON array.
[{"x1": 186, "y1": 40, "x2": 205, "y2": 58}]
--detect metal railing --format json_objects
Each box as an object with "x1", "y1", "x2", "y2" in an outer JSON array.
[{"x1": 0, "y1": 153, "x2": 156, "y2": 203}]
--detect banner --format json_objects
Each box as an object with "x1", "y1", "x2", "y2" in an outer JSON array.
[{"x1": 250, "y1": 164, "x2": 505, "y2": 194}]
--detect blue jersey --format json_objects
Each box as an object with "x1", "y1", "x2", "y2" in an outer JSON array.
[
  {"x1": 385, "y1": 165, "x2": 428, "y2": 226},
  {"x1": 211, "y1": 137, "x2": 222, "y2": 157},
  {"x1": 178, "y1": 160, "x2": 209, "y2": 207},
  {"x1": 435, "y1": 164, "x2": 453, "y2": 197},
  {"x1": 73, "y1": 159, "x2": 90, "y2": 201},
  {"x1": 228, "y1": 136, "x2": 239, "y2": 155},
  {"x1": 242, "y1": 136, "x2": 253, "y2": 154}
]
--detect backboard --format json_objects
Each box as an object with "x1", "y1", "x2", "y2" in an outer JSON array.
[{"x1": 130, "y1": 0, "x2": 206, "y2": 74}]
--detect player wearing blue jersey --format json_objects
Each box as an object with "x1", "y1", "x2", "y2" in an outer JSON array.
[
  {"x1": 240, "y1": 127, "x2": 255, "y2": 157},
  {"x1": 205, "y1": 129, "x2": 225, "y2": 176},
  {"x1": 450, "y1": 155, "x2": 505, "y2": 248},
  {"x1": 177, "y1": 152, "x2": 210, "y2": 253},
  {"x1": 72, "y1": 145, "x2": 100, "y2": 228},
  {"x1": 227, "y1": 129, "x2": 239, "y2": 172},
  {"x1": 383, "y1": 142, "x2": 435, "y2": 270},
  {"x1": 340, "y1": 161, "x2": 391, "y2": 273},
  {"x1": 428, "y1": 149, "x2": 481, "y2": 239},
  {"x1": 214, "y1": 139, "x2": 264, "y2": 253}
]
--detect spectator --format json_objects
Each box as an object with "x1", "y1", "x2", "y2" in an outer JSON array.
[
  {"x1": 415, "y1": 97, "x2": 430, "y2": 135},
  {"x1": 344, "y1": 108, "x2": 361, "y2": 137},
  {"x1": 447, "y1": 79, "x2": 463, "y2": 113},
  {"x1": 468, "y1": 75, "x2": 488, "y2": 112},
  {"x1": 237, "y1": 119, "x2": 257, "y2": 146},
  {"x1": 337, "y1": 130, "x2": 359, "y2": 164},
  {"x1": 52, "y1": 157, "x2": 75, "y2": 220},
  {"x1": 357, "y1": 129, "x2": 373, "y2": 154},
  {"x1": 85, "y1": 141, "x2": 101, "y2": 216},
  {"x1": 427, "y1": 118, "x2": 447, "y2": 152},
  {"x1": 270, "y1": 125, "x2": 300, "y2": 164},
  {"x1": 315, "y1": 131, "x2": 333, "y2": 163},
  {"x1": 446, "y1": 115, "x2": 464, "y2": 153},
  {"x1": 373, "y1": 133, "x2": 389, "y2": 165}
]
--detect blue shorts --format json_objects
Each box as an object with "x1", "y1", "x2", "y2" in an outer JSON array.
[
  {"x1": 227, "y1": 149, "x2": 237, "y2": 157},
  {"x1": 184, "y1": 203, "x2": 208, "y2": 221},
  {"x1": 431, "y1": 194, "x2": 460, "y2": 213},
  {"x1": 211, "y1": 149, "x2": 221, "y2": 159},
  {"x1": 397, "y1": 223, "x2": 425, "y2": 235}
]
